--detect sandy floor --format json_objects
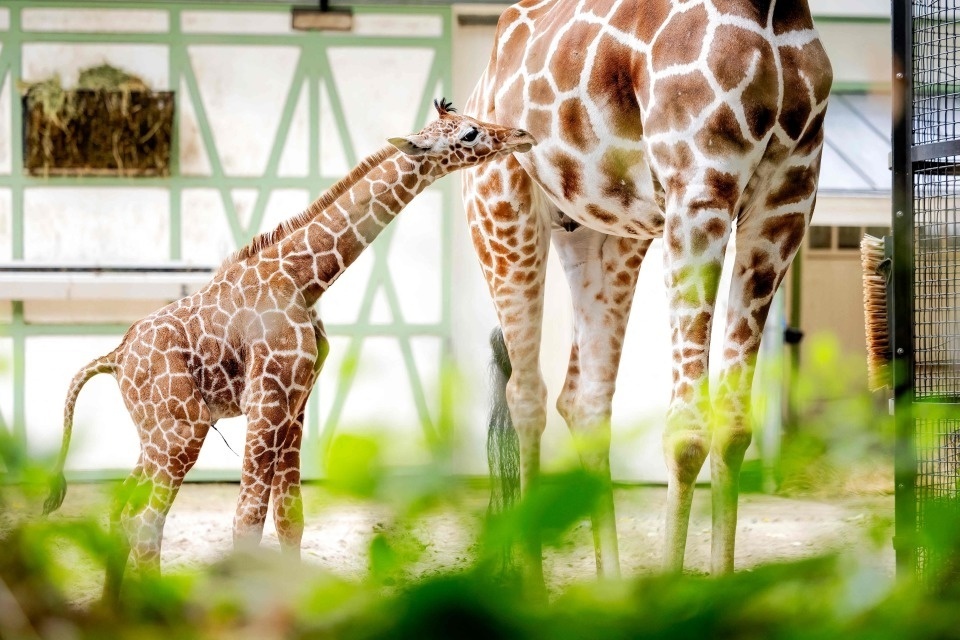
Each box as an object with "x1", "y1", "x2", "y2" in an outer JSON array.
[{"x1": 42, "y1": 481, "x2": 896, "y2": 600}]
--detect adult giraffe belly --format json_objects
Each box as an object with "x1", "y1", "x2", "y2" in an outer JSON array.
[{"x1": 517, "y1": 145, "x2": 666, "y2": 240}]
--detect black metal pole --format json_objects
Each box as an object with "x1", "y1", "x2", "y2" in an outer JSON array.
[{"x1": 890, "y1": 0, "x2": 916, "y2": 578}]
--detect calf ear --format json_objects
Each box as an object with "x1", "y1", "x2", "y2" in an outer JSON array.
[{"x1": 388, "y1": 136, "x2": 428, "y2": 155}]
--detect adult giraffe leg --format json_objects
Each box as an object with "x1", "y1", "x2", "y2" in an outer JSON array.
[
  {"x1": 464, "y1": 155, "x2": 550, "y2": 589},
  {"x1": 552, "y1": 226, "x2": 649, "y2": 578},
  {"x1": 711, "y1": 156, "x2": 819, "y2": 574},
  {"x1": 660, "y1": 201, "x2": 733, "y2": 573}
]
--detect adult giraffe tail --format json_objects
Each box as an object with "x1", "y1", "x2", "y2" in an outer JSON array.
[
  {"x1": 43, "y1": 352, "x2": 118, "y2": 515},
  {"x1": 487, "y1": 327, "x2": 520, "y2": 516}
]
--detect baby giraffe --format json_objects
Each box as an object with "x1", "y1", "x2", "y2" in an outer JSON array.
[{"x1": 42, "y1": 99, "x2": 534, "y2": 595}]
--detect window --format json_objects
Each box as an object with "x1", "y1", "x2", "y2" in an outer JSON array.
[{"x1": 806, "y1": 225, "x2": 891, "y2": 253}]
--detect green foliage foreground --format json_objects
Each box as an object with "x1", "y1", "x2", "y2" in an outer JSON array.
[
  {"x1": 2, "y1": 337, "x2": 953, "y2": 639},
  {"x1": 2, "y1": 510, "x2": 959, "y2": 640},
  {"x1": 0, "y1": 454, "x2": 956, "y2": 639}
]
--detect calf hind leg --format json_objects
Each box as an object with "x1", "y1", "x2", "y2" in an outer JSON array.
[
  {"x1": 103, "y1": 461, "x2": 143, "y2": 602},
  {"x1": 120, "y1": 419, "x2": 208, "y2": 580},
  {"x1": 271, "y1": 411, "x2": 306, "y2": 557}
]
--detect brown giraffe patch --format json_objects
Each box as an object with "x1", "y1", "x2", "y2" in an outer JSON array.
[
  {"x1": 691, "y1": 169, "x2": 740, "y2": 215},
  {"x1": 551, "y1": 150, "x2": 585, "y2": 200},
  {"x1": 587, "y1": 204, "x2": 619, "y2": 225},
  {"x1": 558, "y1": 98, "x2": 599, "y2": 152},
  {"x1": 772, "y1": 0, "x2": 815, "y2": 35},
  {"x1": 550, "y1": 22, "x2": 602, "y2": 92},
  {"x1": 650, "y1": 141, "x2": 695, "y2": 202},
  {"x1": 588, "y1": 34, "x2": 644, "y2": 141},
  {"x1": 497, "y1": 74, "x2": 526, "y2": 125},
  {"x1": 491, "y1": 201, "x2": 515, "y2": 222},
  {"x1": 712, "y1": 0, "x2": 769, "y2": 26},
  {"x1": 528, "y1": 77, "x2": 555, "y2": 105},
  {"x1": 356, "y1": 215, "x2": 382, "y2": 242},
  {"x1": 682, "y1": 360, "x2": 705, "y2": 379},
  {"x1": 695, "y1": 104, "x2": 752, "y2": 158},
  {"x1": 717, "y1": 30, "x2": 778, "y2": 139},
  {"x1": 666, "y1": 224, "x2": 682, "y2": 257},
  {"x1": 526, "y1": 107, "x2": 553, "y2": 141},
  {"x1": 599, "y1": 148, "x2": 644, "y2": 208},
  {"x1": 765, "y1": 165, "x2": 817, "y2": 208},
  {"x1": 689, "y1": 227, "x2": 709, "y2": 255},
  {"x1": 370, "y1": 202, "x2": 394, "y2": 226},
  {"x1": 740, "y1": 249, "x2": 777, "y2": 304},
  {"x1": 498, "y1": 19, "x2": 531, "y2": 79},
  {"x1": 778, "y1": 41, "x2": 831, "y2": 140},
  {"x1": 651, "y1": 4, "x2": 708, "y2": 71},
  {"x1": 646, "y1": 71, "x2": 715, "y2": 135},
  {"x1": 681, "y1": 311, "x2": 712, "y2": 345},
  {"x1": 704, "y1": 216, "x2": 728, "y2": 239},
  {"x1": 761, "y1": 213, "x2": 807, "y2": 261},
  {"x1": 615, "y1": 0, "x2": 670, "y2": 43},
  {"x1": 795, "y1": 112, "x2": 826, "y2": 155}
]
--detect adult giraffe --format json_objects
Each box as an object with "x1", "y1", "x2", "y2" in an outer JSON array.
[
  {"x1": 43, "y1": 100, "x2": 534, "y2": 596},
  {"x1": 462, "y1": 0, "x2": 831, "y2": 583}
]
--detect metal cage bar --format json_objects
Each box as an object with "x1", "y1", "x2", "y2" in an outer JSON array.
[{"x1": 893, "y1": 0, "x2": 960, "y2": 581}]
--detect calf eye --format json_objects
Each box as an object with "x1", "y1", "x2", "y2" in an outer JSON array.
[{"x1": 461, "y1": 128, "x2": 479, "y2": 143}]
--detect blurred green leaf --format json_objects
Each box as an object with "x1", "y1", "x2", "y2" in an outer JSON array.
[{"x1": 325, "y1": 433, "x2": 384, "y2": 499}]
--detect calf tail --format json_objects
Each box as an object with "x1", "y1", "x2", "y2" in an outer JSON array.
[
  {"x1": 43, "y1": 353, "x2": 118, "y2": 515},
  {"x1": 487, "y1": 327, "x2": 520, "y2": 516}
]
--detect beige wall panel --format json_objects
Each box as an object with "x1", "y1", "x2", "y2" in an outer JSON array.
[
  {"x1": 181, "y1": 10, "x2": 292, "y2": 35},
  {"x1": 353, "y1": 13, "x2": 444, "y2": 38},
  {"x1": 22, "y1": 43, "x2": 169, "y2": 89},
  {"x1": 258, "y1": 189, "x2": 312, "y2": 237},
  {"x1": 800, "y1": 255, "x2": 869, "y2": 383},
  {"x1": 24, "y1": 188, "x2": 169, "y2": 264},
  {"x1": 318, "y1": 240, "x2": 375, "y2": 325},
  {"x1": 23, "y1": 299, "x2": 169, "y2": 324},
  {"x1": 181, "y1": 188, "x2": 232, "y2": 265},
  {"x1": 278, "y1": 83, "x2": 310, "y2": 178},
  {"x1": 22, "y1": 8, "x2": 169, "y2": 33},
  {"x1": 25, "y1": 336, "x2": 139, "y2": 470},
  {"x1": 187, "y1": 45, "x2": 300, "y2": 177},
  {"x1": 318, "y1": 336, "x2": 437, "y2": 468},
  {"x1": 809, "y1": 0, "x2": 889, "y2": 17},
  {"x1": 0, "y1": 9, "x2": 10, "y2": 31},
  {"x1": 319, "y1": 84, "x2": 350, "y2": 177},
  {"x1": 327, "y1": 47, "x2": 435, "y2": 157},
  {"x1": 387, "y1": 190, "x2": 442, "y2": 325},
  {"x1": 817, "y1": 22, "x2": 890, "y2": 87},
  {"x1": 178, "y1": 77, "x2": 213, "y2": 176}
]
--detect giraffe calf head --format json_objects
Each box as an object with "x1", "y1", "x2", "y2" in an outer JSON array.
[{"x1": 388, "y1": 98, "x2": 535, "y2": 172}]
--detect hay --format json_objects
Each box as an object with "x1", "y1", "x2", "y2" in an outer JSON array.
[{"x1": 19, "y1": 64, "x2": 172, "y2": 176}]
